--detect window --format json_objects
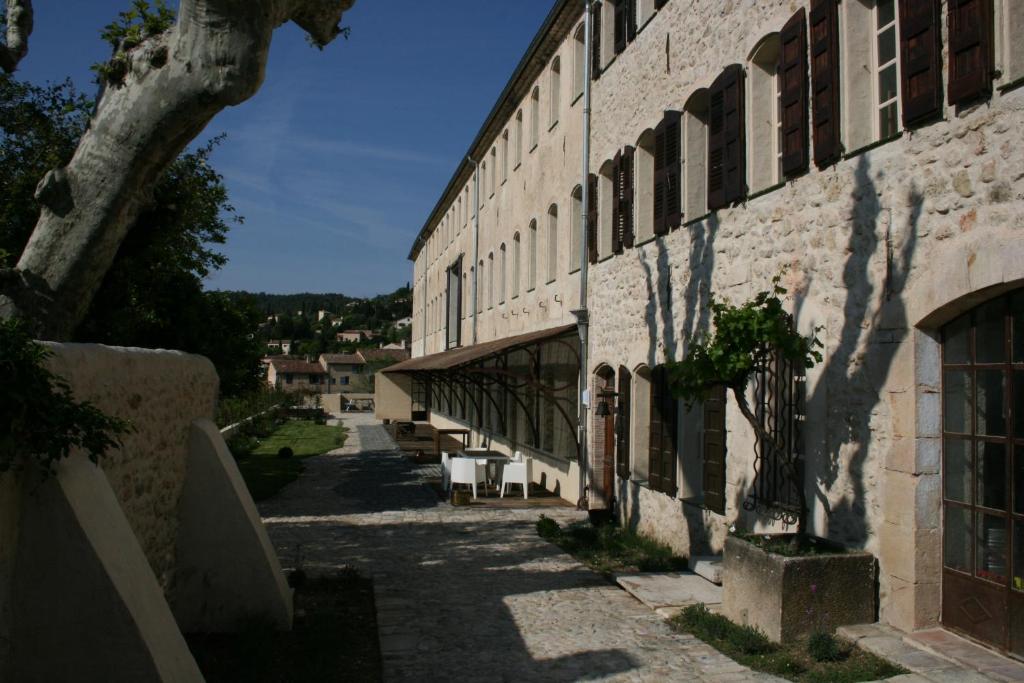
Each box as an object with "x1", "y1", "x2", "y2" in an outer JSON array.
[
  {"x1": 550, "y1": 57, "x2": 561, "y2": 127},
  {"x1": 612, "y1": 147, "x2": 635, "y2": 252},
  {"x1": 546, "y1": 204, "x2": 558, "y2": 283},
  {"x1": 515, "y1": 110, "x2": 523, "y2": 166},
  {"x1": 653, "y1": 112, "x2": 682, "y2": 233},
  {"x1": 615, "y1": 367, "x2": 632, "y2": 480},
  {"x1": 341, "y1": 376, "x2": 349, "y2": 386},
  {"x1": 648, "y1": 365, "x2": 678, "y2": 496},
  {"x1": 463, "y1": 187, "x2": 470, "y2": 226},
  {"x1": 634, "y1": 130, "x2": 655, "y2": 242},
  {"x1": 874, "y1": 0, "x2": 900, "y2": 140},
  {"x1": 570, "y1": 186, "x2": 582, "y2": 273},
  {"x1": 632, "y1": 366, "x2": 651, "y2": 480},
  {"x1": 637, "y1": 0, "x2": 655, "y2": 27},
  {"x1": 530, "y1": 87, "x2": 540, "y2": 149},
  {"x1": 573, "y1": 24, "x2": 586, "y2": 101},
  {"x1": 512, "y1": 233, "x2": 521, "y2": 298},
  {"x1": 528, "y1": 220, "x2": 537, "y2": 291},
  {"x1": 501, "y1": 130, "x2": 509, "y2": 183},
  {"x1": 707, "y1": 65, "x2": 746, "y2": 211},
  {"x1": 598, "y1": 160, "x2": 615, "y2": 258},
  {"x1": 477, "y1": 261, "x2": 484, "y2": 313},
  {"x1": 489, "y1": 147, "x2": 497, "y2": 196},
  {"x1": 747, "y1": 34, "x2": 784, "y2": 193},
  {"x1": 487, "y1": 253, "x2": 494, "y2": 309},
  {"x1": 996, "y1": 0, "x2": 1024, "y2": 88},
  {"x1": 481, "y1": 160, "x2": 488, "y2": 203},
  {"x1": 499, "y1": 244, "x2": 507, "y2": 304}
]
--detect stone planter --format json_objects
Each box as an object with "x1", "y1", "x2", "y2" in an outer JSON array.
[
  {"x1": 722, "y1": 534, "x2": 876, "y2": 642},
  {"x1": 451, "y1": 489, "x2": 471, "y2": 506}
]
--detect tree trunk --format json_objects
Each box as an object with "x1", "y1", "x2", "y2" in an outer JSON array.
[
  {"x1": 0, "y1": 0, "x2": 355, "y2": 340},
  {"x1": 0, "y1": 0, "x2": 32, "y2": 73}
]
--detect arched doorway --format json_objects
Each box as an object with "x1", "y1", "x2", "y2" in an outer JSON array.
[
  {"x1": 593, "y1": 365, "x2": 616, "y2": 513},
  {"x1": 941, "y1": 288, "x2": 1024, "y2": 653}
]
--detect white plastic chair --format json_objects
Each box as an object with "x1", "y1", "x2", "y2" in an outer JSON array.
[
  {"x1": 440, "y1": 451, "x2": 452, "y2": 492},
  {"x1": 501, "y1": 456, "x2": 530, "y2": 499},
  {"x1": 450, "y1": 457, "x2": 487, "y2": 499}
]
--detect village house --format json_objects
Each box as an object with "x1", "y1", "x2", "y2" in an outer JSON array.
[
  {"x1": 318, "y1": 353, "x2": 365, "y2": 392},
  {"x1": 267, "y1": 358, "x2": 326, "y2": 392},
  {"x1": 376, "y1": 0, "x2": 1024, "y2": 658},
  {"x1": 336, "y1": 329, "x2": 374, "y2": 343},
  {"x1": 265, "y1": 339, "x2": 293, "y2": 355}
]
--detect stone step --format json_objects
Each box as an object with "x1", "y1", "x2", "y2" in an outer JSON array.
[
  {"x1": 690, "y1": 555, "x2": 724, "y2": 585},
  {"x1": 615, "y1": 571, "x2": 723, "y2": 613}
]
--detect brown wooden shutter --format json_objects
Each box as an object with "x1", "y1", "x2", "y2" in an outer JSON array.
[
  {"x1": 587, "y1": 174, "x2": 599, "y2": 264},
  {"x1": 809, "y1": 0, "x2": 841, "y2": 168},
  {"x1": 707, "y1": 64, "x2": 745, "y2": 211},
  {"x1": 655, "y1": 0, "x2": 668, "y2": 8},
  {"x1": 627, "y1": 0, "x2": 638, "y2": 42},
  {"x1": 779, "y1": 8, "x2": 809, "y2": 178},
  {"x1": 702, "y1": 384, "x2": 726, "y2": 514},
  {"x1": 664, "y1": 111, "x2": 682, "y2": 229},
  {"x1": 614, "y1": 0, "x2": 627, "y2": 55},
  {"x1": 648, "y1": 368, "x2": 664, "y2": 493},
  {"x1": 611, "y1": 152, "x2": 622, "y2": 254},
  {"x1": 648, "y1": 367, "x2": 677, "y2": 496},
  {"x1": 653, "y1": 120, "x2": 668, "y2": 236},
  {"x1": 592, "y1": 1, "x2": 602, "y2": 80},
  {"x1": 620, "y1": 145, "x2": 635, "y2": 248},
  {"x1": 899, "y1": 0, "x2": 943, "y2": 128},
  {"x1": 948, "y1": 0, "x2": 994, "y2": 105},
  {"x1": 616, "y1": 370, "x2": 631, "y2": 480}
]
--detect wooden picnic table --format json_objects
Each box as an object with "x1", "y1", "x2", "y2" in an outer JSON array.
[{"x1": 435, "y1": 428, "x2": 471, "y2": 455}]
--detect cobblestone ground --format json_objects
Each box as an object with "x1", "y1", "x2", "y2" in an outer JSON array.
[{"x1": 260, "y1": 414, "x2": 782, "y2": 682}]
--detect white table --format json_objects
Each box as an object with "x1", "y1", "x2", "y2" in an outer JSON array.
[{"x1": 456, "y1": 450, "x2": 510, "y2": 491}]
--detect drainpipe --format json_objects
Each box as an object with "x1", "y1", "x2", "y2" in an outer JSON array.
[
  {"x1": 574, "y1": 0, "x2": 594, "y2": 511},
  {"x1": 468, "y1": 156, "x2": 481, "y2": 346}
]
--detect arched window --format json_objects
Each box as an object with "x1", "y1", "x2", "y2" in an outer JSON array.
[
  {"x1": 477, "y1": 260, "x2": 484, "y2": 313},
  {"x1": 997, "y1": 0, "x2": 1024, "y2": 87},
  {"x1": 550, "y1": 57, "x2": 561, "y2": 127},
  {"x1": 546, "y1": 204, "x2": 558, "y2": 283},
  {"x1": 573, "y1": 24, "x2": 586, "y2": 101},
  {"x1": 487, "y1": 253, "x2": 494, "y2": 309},
  {"x1": 489, "y1": 147, "x2": 497, "y2": 197},
  {"x1": 530, "y1": 87, "x2": 540, "y2": 150},
  {"x1": 512, "y1": 233, "x2": 521, "y2": 299},
  {"x1": 748, "y1": 34, "x2": 783, "y2": 194},
  {"x1": 528, "y1": 219, "x2": 538, "y2": 291},
  {"x1": 634, "y1": 129, "x2": 655, "y2": 243},
  {"x1": 683, "y1": 88, "x2": 709, "y2": 219},
  {"x1": 463, "y1": 187, "x2": 470, "y2": 227},
  {"x1": 501, "y1": 130, "x2": 509, "y2": 184},
  {"x1": 462, "y1": 273, "x2": 468, "y2": 319},
  {"x1": 842, "y1": 0, "x2": 902, "y2": 151},
  {"x1": 632, "y1": 365, "x2": 652, "y2": 481},
  {"x1": 570, "y1": 186, "x2": 583, "y2": 273},
  {"x1": 598, "y1": 159, "x2": 615, "y2": 259},
  {"x1": 499, "y1": 244, "x2": 507, "y2": 304},
  {"x1": 480, "y1": 160, "x2": 488, "y2": 204},
  {"x1": 515, "y1": 110, "x2": 524, "y2": 167}
]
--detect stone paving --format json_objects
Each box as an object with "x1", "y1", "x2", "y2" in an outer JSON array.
[{"x1": 259, "y1": 413, "x2": 783, "y2": 682}]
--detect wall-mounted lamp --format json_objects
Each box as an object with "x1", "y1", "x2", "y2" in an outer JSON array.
[{"x1": 595, "y1": 400, "x2": 611, "y2": 417}]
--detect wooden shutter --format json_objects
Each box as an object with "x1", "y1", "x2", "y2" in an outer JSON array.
[
  {"x1": 587, "y1": 174, "x2": 599, "y2": 264},
  {"x1": 648, "y1": 367, "x2": 677, "y2": 496},
  {"x1": 948, "y1": 0, "x2": 994, "y2": 105},
  {"x1": 611, "y1": 152, "x2": 622, "y2": 254},
  {"x1": 616, "y1": 370, "x2": 631, "y2": 480},
  {"x1": 614, "y1": 0, "x2": 627, "y2": 55},
  {"x1": 653, "y1": 111, "x2": 682, "y2": 235},
  {"x1": 702, "y1": 384, "x2": 726, "y2": 514},
  {"x1": 592, "y1": 1, "x2": 602, "y2": 80},
  {"x1": 620, "y1": 145, "x2": 635, "y2": 248},
  {"x1": 809, "y1": 0, "x2": 841, "y2": 168},
  {"x1": 779, "y1": 8, "x2": 809, "y2": 177},
  {"x1": 707, "y1": 64, "x2": 745, "y2": 211},
  {"x1": 655, "y1": 0, "x2": 668, "y2": 8},
  {"x1": 627, "y1": 0, "x2": 638, "y2": 42},
  {"x1": 899, "y1": 0, "x2": 943, "y2": 128}
]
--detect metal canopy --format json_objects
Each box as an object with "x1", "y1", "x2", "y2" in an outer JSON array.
[{"x1": 383, "y1": 324, "x2": 576, "y2": 374}]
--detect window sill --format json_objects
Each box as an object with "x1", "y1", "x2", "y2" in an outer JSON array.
[
  {"x1": 545, "y1": 278, "x2": 557, "y2": 286},
  {"x1": 747, "y1": 180, "x2": 785, "y2": 202},
  {"x1": 997, "y1": 75, "x2": 1024, "y2": 93},
  {"x1": 569, "y1": 266, "x2": 580, "y2": 275},
  {"x1": 527, "y1": 286, "x2": 536, "y2": 293},
  {"x1": 598, "y1": 253, "x2": 614, "y2": 263},
  {"x1": 501, "y1": 179, "x2": 507, "y2": 186},
  {"x1": 682, "y1": 212, "x2": 711, "y2": 228},
  {"x1": 843, "y1": 131, "x2": 903, "y2": 161},
  {"x1": 571, "y1": 92, "x2": 583, "y2": 107},
  {"x1": 633, "y1": 233, "x2": 658, "y2": 248},
  {"x1": 529, "y1": 143, "x2": 538, "y2": 154},
  {"x1": 548, "y1": 121, "x2": 559, "y2": 132},
  {"x1": 513, "y1": 163, "x2": 522, "y2": 172}
]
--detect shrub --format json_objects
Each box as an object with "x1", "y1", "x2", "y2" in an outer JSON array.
[
  {"x1": 677, "y1": 604, "x2": 775, "y2": 656},
  {"x1": 227, "y1": 433, "x2": 257, "y2": 458},
  {"x1": 808, "y1": 630, "x2": 843, "y2": 663},
  {"x1": 536, "y1": 515, "x2": 561, "y2": 540},
  {"x1": 277, "y1": 446, "x2": 294, "y2": 460}
]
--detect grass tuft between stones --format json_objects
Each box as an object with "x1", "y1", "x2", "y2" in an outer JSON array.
[
  {"x1": 670, "y1": 604, "x2": 906, "y2": 682},
  {"x1": 535, "y1": 515, "x2": 688, "y2": 575}
]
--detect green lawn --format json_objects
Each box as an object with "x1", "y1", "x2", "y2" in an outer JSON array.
[{"x1": 234, "y1": 420, "x2": 347, "y2": 501}]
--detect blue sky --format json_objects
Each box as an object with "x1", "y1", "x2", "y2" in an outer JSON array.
[{"x1": 15, "y1": 1, "x2": 554, "y2": 297}]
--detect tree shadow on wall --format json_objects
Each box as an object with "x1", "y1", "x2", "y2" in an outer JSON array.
[{"x1": 803, "y1": 153, "x2": 921, "y2": 547}]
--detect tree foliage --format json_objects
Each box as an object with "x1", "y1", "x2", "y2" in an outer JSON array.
[
  {"x1": 92, "y1": 0, "x2": 175, "y2": 85},
  {"x1": 0, "y1": 318, "x2": 130, "y2": 475},
  {"x1": 0, "y1": 73, "x2": 262, "y2": 396}
]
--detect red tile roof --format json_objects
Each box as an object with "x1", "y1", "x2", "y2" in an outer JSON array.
[{"x1": 269, "y1": 359, "x2": 326, "y2": 374}]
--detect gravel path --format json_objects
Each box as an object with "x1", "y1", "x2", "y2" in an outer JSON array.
[{"x1": 259, "y1": 413, "x2": 781, "y2": 682}]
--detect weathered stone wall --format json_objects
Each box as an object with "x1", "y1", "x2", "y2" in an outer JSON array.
[
  {"x1": 43, "y1": 344, "x2": 219, "y2": 589},
  {"x1": 585, "y1": 0, "x2": 1024, "y2": 634}
]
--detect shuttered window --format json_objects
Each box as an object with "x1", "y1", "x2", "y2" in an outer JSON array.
[
  {"x1": 899, "y1": 0, "x2": 943, "y2": 128},
  {"x1": 947, "y1": 0, "x2": 993, "y2": 105},
  {"x1": 648, "y1": 366, "x2": 678, "y2": 496},
  {"x1": 592, "y1": 1, "x2": 602, "y2": 80},
  {"x1": 809, "y1": 0, "x2": 841, "y2": 168},
  {"x1": 611, "y1": 152, "x2": 622, "y2": 254},
  {"x1": 779, "y1": 8, "x2": 809, "y2": 178},
  {"x1": 627, "y1": 0, "x2": 638, "y2": 43},
  {"x1": 616, "y1": 369, "x2": 632, "y2": 479},
  {"x1": 619, "y1": 146, "x2": 635, "y2": 248},
  {"x1": 587, "y1": 174, "x2": 599, "y2": 264},
  {"x1": 707, "y1": 64, "x2": 746, "y2": 211},
  {"x1": 653, "y1": 111, "x2": 682, "y2": 235},
  {"x1": 702, "y1": 384, "x2": 727, "y2": 514}
]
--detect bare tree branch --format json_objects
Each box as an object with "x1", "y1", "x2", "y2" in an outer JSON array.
[
  {"x1": 0, "y1": 0, "x2": 355, "y2": 339},
  {"x1": 0, "y1": 0, "x2": 33, "y2": 73}
]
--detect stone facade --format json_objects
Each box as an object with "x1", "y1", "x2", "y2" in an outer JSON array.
[{"x1": 405, "y1": 0, "x2": 1024, "y2": 646}]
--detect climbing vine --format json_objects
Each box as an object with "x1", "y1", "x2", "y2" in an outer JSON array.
[{"x1": 0, "y1": 318, "x2": 130, "y2": 476}]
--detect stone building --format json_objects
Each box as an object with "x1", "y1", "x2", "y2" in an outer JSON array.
[
  {"x1": 266, "y1": 358, "x2": 326, "y2": 392},
  {"x1": 380, "y1": 0, "x2": 1024, "y2": 656}
]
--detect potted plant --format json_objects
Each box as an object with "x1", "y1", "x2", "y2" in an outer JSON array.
[{"x1": 664, "y1": 275, "x2": 875, "y2": 642}]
